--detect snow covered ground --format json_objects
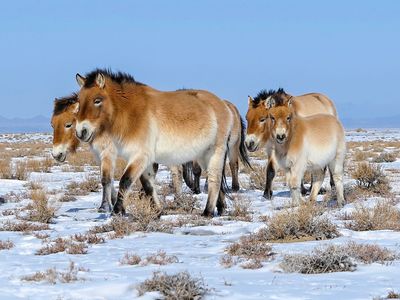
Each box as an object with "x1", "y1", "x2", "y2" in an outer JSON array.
[{"x1": 0, "y1": 129, "x2": 400, "y2": 300}]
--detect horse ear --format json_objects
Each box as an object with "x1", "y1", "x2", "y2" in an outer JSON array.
[
  {"x1": 247, "y1": 95, "x2": 254, "y2": 106},
  {"x1": 71, "y1": 102, "x2": 79, "y2": 114},
  {"x1": 76, "y1": 73, "x2": 86, "y2": 87},
  {"x1": 96, "y1": 73, "x2": 106, "y2": 89},
  {"x1": 287, "y1": 96, "x2": 294, "y2": 107},
  {"x1": 265, "y1": 96, "x2": 275, "y2": 109}
]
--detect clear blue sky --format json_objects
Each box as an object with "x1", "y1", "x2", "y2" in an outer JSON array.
[{"x1": 1, "y1": 0, "x2": 399, "y2": 120}]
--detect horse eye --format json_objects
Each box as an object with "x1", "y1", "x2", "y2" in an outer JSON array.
[
  {"x1": 65, "y1": 123, "x2": 72, "y2": 129},
  {"x1": 94, "y1": 98, "x2": 102, "y2": 106},
  {"x1": 287, "y1": 116, "x2": 292, "y2": 122},
  {"x1": 259, "y1": 117, "x2": 267, "y2": 123}
]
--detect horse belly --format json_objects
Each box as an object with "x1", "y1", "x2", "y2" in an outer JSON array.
[{"x1": 307, "y1": 144, "x2": 336, "y2": 170}]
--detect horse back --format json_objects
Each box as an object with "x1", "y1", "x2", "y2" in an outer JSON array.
[{"x1": 293, "y1": 93, "x2": 337, "y2": 118}]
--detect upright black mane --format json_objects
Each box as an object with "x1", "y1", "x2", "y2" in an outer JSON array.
[
  {"x1": 83, "y1": 68, "x2": 145, "y2": 88},
  {"x1": 252, "y1": 88, "x2": 286, "y2": 107},
  {"x1": 53, "y1": 93, "x2": 78, "y2": 116}
]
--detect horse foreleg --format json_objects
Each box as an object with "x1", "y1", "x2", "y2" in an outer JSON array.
[
  {"x1": 228, "y1": 147, "x2": 240, "y2": 192},
  {"x1": 170, "y1": 165, "x2": 182, "y2": 195},
  {"x1": 309, "y1": 168, "x2": 325, "y2": 202},
  {"x1": 99, "y1": 155, "x2": 115, "y2": 212},
  {"x1": 113, "y1": 156, "x2": 150, "y2": 215},
  {"x1": 287, "y1": 167, "x2": 304, "y2": 207},
  {"x1": 264, "y1": 159, "x2": 275, "y2": 199},
  {"x1": 192, "y1": 161, "x2": 202, "y2": 194}
]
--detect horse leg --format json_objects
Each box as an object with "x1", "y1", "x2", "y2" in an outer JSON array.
[
  {"x1": 192, "y1": 161, "x2": 202, "y2": 194},
  {"x1": 264, "y1": 159, "x2": 275, "y2": 199},
  {"x1": 202, "y1": 148, "x2": 227, "y2": 217},
  {"x1": 113, "y1": 156, "x2": 150, "y2": 215},
  {"x1": 301, "y1": 178, "x2": 308, "y2": 196},
  {"x1": 329, "y1": 158, "x2": 345, "y2": 208},
  {"x1": 170, "y1": 165, "x2": 182, "y2": 195},
  {"x1": 287, "y1": 166, "x2": 304, "y2": 206},
  {"x1": 99, "y1": 154, "x2": 115, "y2": 212},
  {"x1": 309, "y1": 168, "x2": 325, "y2": 202},
  {"x1": 228, "y1": 147, "x2": 240, "y2": 192},
  {"x1": 139, "y1": 164, "x2": 161, "y2": 211}
]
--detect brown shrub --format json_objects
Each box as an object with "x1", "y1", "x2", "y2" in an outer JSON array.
[
  {"x1": 0, "y1": 158, "x2": 12, "y2": 179},
  {"x1": 120, "y1": 253, "x2": 142, "y2": 265},
  {"x1": 226, "y1": 234, "x2": 275, "y2": 262},
  {"x1": 344, "y1": 241, "x2": 398, "y2": 264},
  {"x1": 248, "y1": 164, "x2": 266, "y2": 190},
  {"x1": 220, "y1": 254, "x2": 236, "y2": 268},
  {"x1": 281, "y1": 245, "x2": 357, "y2": 274},
  {"x1": 228, "y1": 195, "x2": 252, "y2": 221},
  {"x1": 0, "y1": 220, "x2": 49, "y2": 232},
  {"x1": 240, "y1": 259, "x2": 263, "y2": 269},
  {"x1": 71, "y1": 233, "x2": 105, "y2": 244},
  {"x1": 373, "y1": 152, "x2": 397, "y2": 163},
  {"x1": 353, "y1": 150, "x2": 369, "y2": 162},
  {"x1": 0, "y1": 239, "x2": 14, "y2": 250},
  {"x1": 22, "y1": 188, "x2": 56, "y2": 223},
  {"x1": 68, "y1": 150, "x2": 97, "y2": 167},
  {"x1": 21, "y1": 261, "x2": 88, "y2": 284},
  {"x1": 141, "y1": 250, "x2": 178, "y2": 266},
  {"x1": 163, "y1": 193, "x2": 201, "y2": 214},
  {"x1": 137, "y1": 271, "x2": 207, "y2": 299},
  {"x1": 65, "y1": 176, "x2": 100, "y2": 196},
  {"x1": 36, "y1": 237, "x2": 88, "y2": 255},
  {"x1": 14, "y1": 160, "x2": 29, "y2": 180},
  {"x1": 259, "y1": 203, "x2": 339, "y2": 242},
  {"x1": 351, "y1": 162, "x2": 391, "y2": 195},
  {"x1": 344, "y1": 201, "x2": 400, "y2": 231}
]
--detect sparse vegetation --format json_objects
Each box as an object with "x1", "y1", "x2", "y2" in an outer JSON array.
[
  {"x1": 163, "y1": 193, "x2": 200, "y2": 214},
  {"x1": 137, "y1": 271, "x2": 207, "y2": 300},
  {"x1": 248, "y1": 164, "x2": 266, "y2": 190},
  {"x1": 21, "y1": 261, "x2": 88, "y2": 284},
  {"x1": 343, "y1": 241, "x2": 397, "y2": 264},
  {"x1": 344, "y1": 201, "x2": 400, "y2": 231},
  {"x1": 0, "y1": 220, "x2": 49, "y2": 232},
  {"x1": 228, "y1": 195, "x2": 253, "y2": 221},
  {"x1": 0, "y1": 239, "x2": 14, "y2": 250},
  {"x1": 120, "y1": 250, "x2": 178, "y2": 266},
  {"x1": 65, "y1": 176, "x2": 100, "y2": 196},
  {"x1": 259, "y1": 202, "x2": 339, "y2": 242},
  {"x1": 351, "y1": 162, "x2": 391, "y2": 195},
  {"x1": 373, "y1": 152, "x2": 397, "y2": 163},
  {"x1": 21, "y1": 188, "x2": 57, "y2": 223},
  {"x1": 36, "y1": 237, "x2": 88, "y2": 255}
]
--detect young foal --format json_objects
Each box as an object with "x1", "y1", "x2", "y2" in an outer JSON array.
[
  {"x1": 51, "y1": 94, "x2": 158, "y2": 212},
  {"x1": 74, "y1": 69, "x2": 233, "y2": 217},
  {"x1": 267, "y1": 97, "x2": 346, "y2": 207},
  {"x1": 182, "y1": 99, "x2": 251, "y2": 193},
  {"x1": 245, "y1": 88, "x2": 337, "y2": 199}
]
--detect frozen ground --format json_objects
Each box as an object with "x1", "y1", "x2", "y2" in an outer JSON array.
[{"x1": 0, "y1": 129, "x2": 400, "y2": 300}]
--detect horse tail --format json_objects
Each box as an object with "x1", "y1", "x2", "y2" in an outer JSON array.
[
  {"x1": 182, "y1": 161, "x2": 195, "y2": 191},
  {"x1": 221, "y1": 139, "x2": 232, "y2": 199},
  {"x1": 239, "y1": 116, "x2": 252, "y2": 169}
]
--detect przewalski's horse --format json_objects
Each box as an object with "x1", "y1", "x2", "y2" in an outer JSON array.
[
  {"x1": 182, "y1": 99, "x2": 251, "y2": 193},
  {"x1": 266, "y1": 97, "x2": 346, "y2": 207},
  {"x1": 74, "y1": 69, "x2": 233, "y2": 217},
  {"x1": 51, "y1": 94, "x2": 158, "y2": 212},
  {"x1": 245, "y1": 88, "x2": 337, "y2": 199}
]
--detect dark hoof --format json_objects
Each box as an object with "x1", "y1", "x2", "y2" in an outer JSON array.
[
  {"x1": 112, "y1": 203, "x2": 126, "y2": 216},
  {"x1": 98, "y1": 207, "x2": 109, "y2": 213},
  {"x1": 263, "y1": 190, "x2": 273, "y2": 200},
  {"x1": 201, "y1": 209, "x2": 214, "y2": 218},
  {"x1": 301, "y1": 188, "x2": 309, "y2": 196},
  {"x1": 193, "y1": 188, "x2": 201, "y2": 194},
  {"x1": 231, "y1": 184, "x2": 240, "y2": 192}
]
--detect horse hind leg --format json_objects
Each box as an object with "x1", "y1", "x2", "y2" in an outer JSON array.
[
  {"x1": 228, "y1": 146, "x2": 240, "y2": 191},
  {"x1": 139, "y1": 164, "x2": 162, "y2": 211},
  {"x1": 264, "y1": 159, "x2": 275, "y2": 199},
  {"x1": 329, "y1": 158, "x2": 345, "y2": 208},
  {"x1": 309, "y1": 168, "x2": 325, "y2": 202}
]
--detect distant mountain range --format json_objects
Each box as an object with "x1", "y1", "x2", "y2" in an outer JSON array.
[
  {"x1": 0, "y1": 115, "x2": 51, "y2": 134},
  {"x1": 0, "y1": 114, "x2": 399, "y2": 134}
]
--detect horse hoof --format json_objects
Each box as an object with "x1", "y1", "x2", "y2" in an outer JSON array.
[
  {"x1": 231, "y1": 185, "x2": 240, "y2": 192},
  {"x1": 263, "y1": 191, "x2": 273, "y2": 200},
  {"x1": 193, "y1": 188, "x2": 201, "y2": 194},
  {"x1": 201, "y1": 210, "x2": 214, "y2": 218},
  {"x1": 98, "y1": 207, "x2": 108, "y2": 213}
]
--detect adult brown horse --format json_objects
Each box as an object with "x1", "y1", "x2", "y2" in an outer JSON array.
[
  {"x1": 51, "y1": 93, "x2": 158, "y2": 212},
  {"x1": 74, "y1": 69, "x2": 233, "y2": 217},
  {"x1": 245, "y1": 88, "x2": 337, "y2": 199}
]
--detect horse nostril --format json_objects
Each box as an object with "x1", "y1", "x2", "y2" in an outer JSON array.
[
  {"x1": 277, "y1": 134, "x2": 286, "y2": 141},
  {"x1": 81, "y1": 128, "x2": 87, "y2": 139},
  {"x1": 246, "y1": 141, "x2": 254, "y2": 150}
]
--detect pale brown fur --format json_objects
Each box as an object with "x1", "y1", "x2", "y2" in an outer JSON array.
[
  {"x1": 75, "y1": 71, "x2": 233, "y2": 216},
  {"x1": 267, "y1": 99, "x2": 346, "y2": 207}
]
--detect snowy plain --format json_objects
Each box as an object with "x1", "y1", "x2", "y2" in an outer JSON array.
[{"x1": 0, "y1": 129, "x2": 399, "y2": 300}]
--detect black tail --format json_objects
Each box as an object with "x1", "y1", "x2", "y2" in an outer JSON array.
[
  {"x1": 221, "y1": 142, "x2": 232, "y2": 199},
  {"x1": 239, "y1": 116, "x2": 252, "y2": 169},
  {"x1": 182, "y1": 161, "x2": 195, "y2": 191}
]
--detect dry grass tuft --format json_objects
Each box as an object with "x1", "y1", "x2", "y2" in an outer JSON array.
[
  {"x1": 0, "y1": 220, "x2": 49, "y2": 232},
  {"x1": 137, "y1": 271, "x2": 207, "y2": 299},
  {"x1": 248, "y1": 164, "x2": 266, "y2": 190},
  {"x1": 226, "y1": 234, "x2": 274, "y2": 262},
  {"x1": 343, "y1": 241, "x2": 398, "y2": 264},
  {"x1": 344, "y1": 201, "x2": 400, "y2": 231},
  {"x1": 0, "y1": 158, "x2": 12, "y2": 179},
  {"x1": 22, "y1": 188, "x2": 56, "y2": 223},
  {"x1": 259, "y1": 203, "x2": 339, "y2": 242},
  {"x1": 71, "y1": 233, "x2": 105, "y2": 244},
  {"x1": 281, "y1": 244, "x2": 357, "y2": 274},
  {"x1": 65, "y1": 176, "x2": 100, "y2": 196},
  {"x1": 351, "y1": 162, "x2": 391, "y2": 195},
  {"x1": 120, "y1": 253, "x2": 142, "y2": 265},
  {"x1": 373, "y1": 152, "x2": 397, "y2": 163},
  {"x1": 21, "y1": 261, "x2": 88, "y2": 284},
  {"x1": 163, "y1": 193, "x2": 201, "y2": 214},
  {"x1": 0, "y1": 239, "x2": 14, "y2": 250},
  {"x1": 120, "y1": 250, "x2": 178, "y2": 266},
  {"x1": 36, "y1": 237, "x2": 88, "y2": 255},
  {"x1": 228, "y1": 195, "x2": 253, "y2": 221}
]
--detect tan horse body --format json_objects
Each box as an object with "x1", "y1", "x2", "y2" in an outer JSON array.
[
  {"x1": 74, "y1": 69, "x2": 233, "y2": 216},
  {"x1": 267, "y1": 98, "x2": 346, "y2": 206},
  {"x1": 183, "y1": 99, "x2": 251, "y2": 193},
  {"x1": 245, "y1": 89, "x2": 337, "y2": 198},
  {"x1": 51, "y1": 94, "x2": 157, "y2": 212}
]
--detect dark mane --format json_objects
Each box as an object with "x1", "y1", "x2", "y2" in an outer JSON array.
[
  {"x1": 252, "y1": 88, "x2": 286, "y2": 108},
  {"x1": 83, "y1": 68, "x2": 145, "y2": 88},
  {"x1": 53, "y1": 93, "x2": 78, "y2": 116}
]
